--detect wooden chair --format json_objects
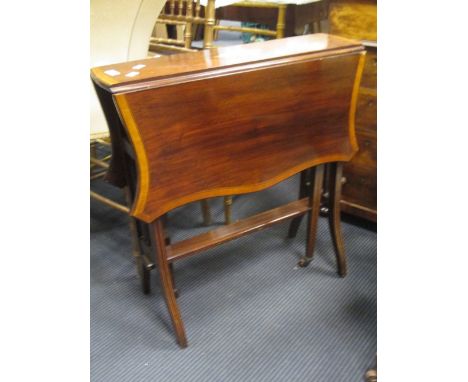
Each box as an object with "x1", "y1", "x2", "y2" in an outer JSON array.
[
  {"x1": 150, "y1": 0, "x2": 287, "y2": 52},
  {"x1": 150, "y1": 0, "x2": 208, "y2": 53},
  {"x1": 213, "y1": 1, "x2": 287, "y2": 41},
  {"x1": 91, "y1": 34, "x2": 365, "y2": 347}
]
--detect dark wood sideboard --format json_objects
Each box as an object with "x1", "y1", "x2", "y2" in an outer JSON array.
[{"x1": 329, "y1": 0, "x2": 377, "y2": 222}]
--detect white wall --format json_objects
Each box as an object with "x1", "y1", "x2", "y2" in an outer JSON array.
[{"x1": 90, "y1": 0, "x2": 166, "y2": 138}]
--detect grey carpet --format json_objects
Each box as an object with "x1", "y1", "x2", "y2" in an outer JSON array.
[{"x1": 91, "y1": 175, "x2": 376, "y2": 382}]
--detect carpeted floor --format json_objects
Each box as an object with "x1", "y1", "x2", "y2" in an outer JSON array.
[{"x1": 91, "y1": 174, "x2": 376, "y2": 382}]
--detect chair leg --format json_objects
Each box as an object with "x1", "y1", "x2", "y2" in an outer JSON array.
[
  {"x1": 327, "y1": 162, "x2": 347, "y2": 277},
  {"x1": 224, "y1": 196, "x2": 233, "y2": 225},
  {"x1": 213, "y1": 19, "x2": 221, "y2": 41},
  {"x1": 298, "y1": 165, "x2": 324, "y2": 267},
  {"x1": 150, "y1": 218, "x2": 188, "y2": 348},
  {"x1": 288, "y1": 169, "x2": 310, "y2": 238}
]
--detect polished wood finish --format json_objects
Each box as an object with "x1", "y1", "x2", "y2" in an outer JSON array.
[
  {"x1": 329, "y1": 0, "x2": 377, "y2": 222},
  {"x1": 167, "y1": 197, "x2": 311, "y2": 262},
  {"x1": 149, "y1": 219, "x2": 187, "y2": 347},
  {"x1": 91, "y1": 34, "x2": 365, "y2": 347},
  {"x1": 302, "y1": 164, "x2": 325, "y2": 264},
  {"x1": 327, "y1": 162, "x2": 347, "y2": 276},
  {"x1": 341, "y1": 127, "x2": 376, "y2": 209},
  {"x1": 92, "y1": 34, "x2": 362, "y2": 91},
  {"x1": 92, "y1": 35, "x2": 365, "y2": 223}
]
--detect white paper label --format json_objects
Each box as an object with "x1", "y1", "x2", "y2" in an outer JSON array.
[
  {"x1": 104, "y1": 69, "x2": 120, "y2": 76},
  {"x1": 125, "y1": 71, "x2": 140, "y2": 78}
]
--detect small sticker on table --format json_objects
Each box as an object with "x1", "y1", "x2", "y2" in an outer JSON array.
[
  {"x1": 132, "y1": 64, "x2": 146, "y2": 70},
  {"x1": 125, "y1": 71, "x2": 140, "y2": 77},
  {"x1": 104, "y1": 69, "x2": 120, "y2": 76}
]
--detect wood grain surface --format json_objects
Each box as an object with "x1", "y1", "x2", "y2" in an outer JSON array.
[
  {"x1": 91, "y1": 33, "x2": 362, "y2": 92},
  {"x1": 91, "y1": 34, "x2": 365, "y2": 222},
  {"x1": 329, "y1": 0, "x2": 377, "y2": 42},
  {"x1": 115, "y1": 52, "x2": 364, "y2": 222}
]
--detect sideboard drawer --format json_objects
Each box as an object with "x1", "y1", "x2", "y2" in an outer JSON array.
[
  {"x1": 342, "y1": 129, "x2": 377, "y2": 210},
  {"x1": 361, "y1": 48, "x2": 377, "y2": 89},
  {"x1": 353, "y1": 129, "x2": 376, "y2": 168},
  {"x1": 329, "y1": 0, "x2": 377, "y2": 222},
  {"x1": 356, "y1": 92, "x2": 377, "y2": 134}
]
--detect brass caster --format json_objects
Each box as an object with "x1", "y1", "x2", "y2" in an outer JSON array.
[
  {"x1": 298, "y1": 256, "x2": 312, "y2": 267},
  {"x1": 365, "y1": 369, "x2": 377, "y2": 382}
]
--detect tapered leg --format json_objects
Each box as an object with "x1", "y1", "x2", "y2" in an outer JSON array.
[
  {"x1": 169, "y1": 263, "x2": 179, "y2": 298},
  {"x1": 164, "y1": 236, "x2": 180, "y2": 297},
  {"x1": 327, "y1": 162, "x2": 347, "y2": 277},
  {"x1": 298, "y1": 165, "x2": 324, "y2": 267},
  {"x1": 150, "y1": 219, "x2": 188, "y2": 348},
  {"x1": 288, "y1": 169, "x2": 311, "y2": 238}
]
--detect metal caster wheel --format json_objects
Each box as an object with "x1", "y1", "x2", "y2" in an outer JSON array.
[{"x1": 298, "y1": 256, "x2": 312, "y2": 267}]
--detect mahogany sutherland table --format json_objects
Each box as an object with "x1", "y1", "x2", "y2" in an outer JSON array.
[{"x1": 91, "y1": 34, "x2": 365, "y2": 348}]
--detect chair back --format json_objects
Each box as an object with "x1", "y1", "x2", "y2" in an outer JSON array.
[{"x1": 150, "y1": 0, "x2": 207, "y2": 52}]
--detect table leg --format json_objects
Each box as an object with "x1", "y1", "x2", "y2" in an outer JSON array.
[
  {"x1": 298, "y1": 164, "x2": 324, "y2": 267},
  {"x1": 327, "y1": 162, "x2": 347, "y2": 277},
  {"x1": 150, "y1": 218, "x2": 188, "y2": 348}
]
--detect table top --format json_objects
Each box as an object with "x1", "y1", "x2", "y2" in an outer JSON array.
[
  {"x1": 91, "y1": 34, "x2": 362, "y2": 93},
  {"x1": 92, "y1": 34, "x2": 365, "y2": 222}
]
